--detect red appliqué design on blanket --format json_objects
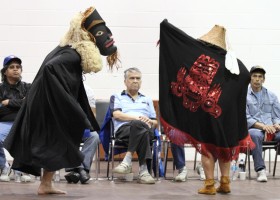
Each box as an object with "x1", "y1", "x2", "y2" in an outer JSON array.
[{"x1": 171, "y1": 54, "x2": 222, "y2": 118}]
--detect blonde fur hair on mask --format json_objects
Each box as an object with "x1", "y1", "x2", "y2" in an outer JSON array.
[{"x1": 59, "y1": 11, "x2": 103, "y2": 73}]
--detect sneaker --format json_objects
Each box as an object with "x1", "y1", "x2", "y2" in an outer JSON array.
[
  {"x1": 196, "y1": 165, "x2": 206, "y2": 180},
  {"x1": 0, "y1": 165, "x2": 11, "y2": 182},
  {"x1": 174, "y1": 166, "x2": 188, "y2": 182},
  {"x1": 113, "y1": 162, "x2": 132, "y2": 174},
  {"x1": 257, "y1": 169, "x2": 267, "y2": 182},
  {"x1": 21, "y1": 174, "x2": 32, "y2": 182},
  {"x1": 138, "y1": 171, "x2": 155, "y2": 184}
]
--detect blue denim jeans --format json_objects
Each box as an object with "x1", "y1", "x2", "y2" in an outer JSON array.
[
  {"x1": 171, "y1": 143, "x2": 185, "y2": 170},
  {"x1": 66, "y1": 131, "x2": 100, "y2": 172},
  {"x1": 0, "y1": 121, "x2": 13, "y2": 169},
  {"x1": 249, "y1": 128, "x2": 280, "y2": 172}
]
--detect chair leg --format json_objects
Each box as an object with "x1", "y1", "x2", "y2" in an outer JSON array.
[
  {"x1": 155, "y1": 141, "x2": 159, "y2": 180},
  {"x1": 249, "y1": 153, "x2": 251, "y2": 179},
  {"x1": 269, "y1": 149, "x2": 271, "y2": 173},
  {"x1": 163, "y1": 141, "x2": 169, "y2": 178},
  {"x1": 244, "y1": 151, "x2": 248, "y2": 176},
  {"x1": 273, "y1": 145, "x2": 279, "y2": 176},
  {"x1": 98, "y1": 144, "x2": 101, "y2": 174},
  {"x1": 193, "y1": 149, "x2": 198, "y2": 170},
  {"x1": 247, "y1": 147, "x2": 251, "y2": 179},
  {"x1": 111, "y1": 142, "x2": 115, "y2": 181},
  {"x1": 107, "y1": 142, "x2": 112, "y2": 179},
  {"x1": 95, "y1": 144, "x2": 99, "y2": 180},
  {"x1": 150, "y1": 143, "x2": 154, "y2": 176}
]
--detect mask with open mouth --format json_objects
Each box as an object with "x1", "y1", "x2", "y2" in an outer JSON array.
[{"x1": 82, "y1": 7, "x2": 117, "y2": 56}]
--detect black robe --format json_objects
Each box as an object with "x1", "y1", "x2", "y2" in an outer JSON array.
[
  {"x1": 159, "y1": 20, "x2": 254, "y2": 161},
  {"x1": 4, "y1": 46, "x2": 99, "y2": 176}
]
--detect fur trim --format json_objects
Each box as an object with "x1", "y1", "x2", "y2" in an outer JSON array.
[
  {"x1": 59, "y1": 11, "x2": 102, "y2": 73},
  {"x1": 72, "y1": 41, "x2": 102, "y2": 73}
]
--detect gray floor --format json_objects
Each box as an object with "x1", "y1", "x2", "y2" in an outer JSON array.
[{"x1": 1, "y1": 160, "x2": 280, "y2": 200}]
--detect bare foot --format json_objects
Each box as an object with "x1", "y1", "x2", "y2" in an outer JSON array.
[{"x1": 37, "y1": 184, "x2": 66, "y2": 195}]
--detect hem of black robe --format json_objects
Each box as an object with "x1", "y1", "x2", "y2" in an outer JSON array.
[{"x1": 161, "y1": 117, "x2": 255, "y2": 162}]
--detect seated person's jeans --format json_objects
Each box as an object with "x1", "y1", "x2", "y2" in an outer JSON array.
[
  {"x1": 65, "y1": 131, "x2": 99, "y2": 172},
  {"x1": 171, "y1": 143, "x2": 185, "y2": 170},
  {"x1": 249, "y1": 128, "x2": 280, "y2": 172},
  {"x1": 0, "y1": 121, "x2": 13, "y2": 169}
]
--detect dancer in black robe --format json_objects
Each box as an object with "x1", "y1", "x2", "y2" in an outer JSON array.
[
  {"x1": 4, "y1": 6, "x2": 119, "y2": 195},
  {"x1": 159, "y1": 19, "x2": 254, "y2": 195}
]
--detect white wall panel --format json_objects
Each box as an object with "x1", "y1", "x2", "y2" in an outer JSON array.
[{"x1": 1, "y1": 0, "x2": 279, "y2": 98}]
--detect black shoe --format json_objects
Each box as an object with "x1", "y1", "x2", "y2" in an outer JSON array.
[
  {"x1": 78, "y1": 169, "x2": 90, "y2": 184},
  {"x1": 64, "y1": 171, "x2": 80, "y2": 184}
]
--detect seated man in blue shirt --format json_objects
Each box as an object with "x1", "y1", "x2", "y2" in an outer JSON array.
[
  {"x1": 246, "y1": 66, "x2": 280, "y2": 182},
  {"x1": 111, "y1": 67, "x2": 158, "y2": 184}
]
